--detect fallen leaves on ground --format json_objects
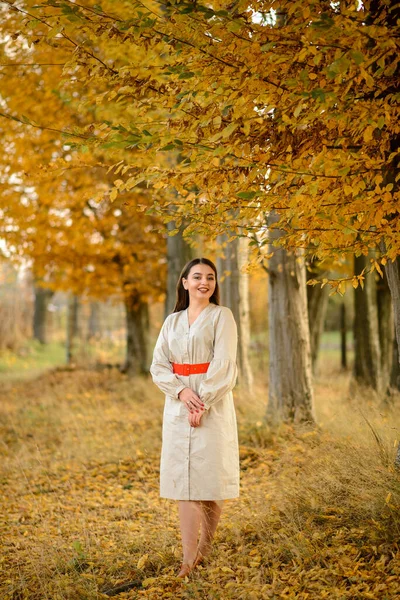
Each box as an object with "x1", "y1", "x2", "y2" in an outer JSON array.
[{"x1": 1, "y1": 368, "x2": 399, "y2": 599}]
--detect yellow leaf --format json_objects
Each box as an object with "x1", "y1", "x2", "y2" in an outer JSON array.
[
  {"x1": 363, "y1": 126, "x2": 374, "y2": 143},
  {"x1": 213, "y1": 116, "x2": 221, "y2": 128},
  {"x1": 374, "y1": 261, "x2": 383, "y2": 277},
  {"x1": 137, "y1": 554, "x2": 148, "y2": 570},
  {"x1": 344, "y1": 185, "x2": 353, "y2": 196},
  {"x1": 109, "y1": 188, "x2": 118, "y2": 202},
  {"x1": 221, "y1": 566, "x2": 235, "y2": 574},
  {"x1": 222, "y1": 122, "x2": 239, "y2": 138}
]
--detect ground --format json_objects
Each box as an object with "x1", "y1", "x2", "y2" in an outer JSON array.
[{"x1": 1, "y1": 363, "x2": 400, "y2": 599}]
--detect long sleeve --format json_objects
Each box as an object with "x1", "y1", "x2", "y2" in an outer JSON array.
[
  {"x1": 150, "y1": 317, "x2": 187, "y2": 399},
  {"x1": 198, "y1": 307, "x2": 238, "y2": 410}
]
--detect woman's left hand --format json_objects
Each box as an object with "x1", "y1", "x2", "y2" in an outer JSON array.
[{"x1": 188, "y1": 406, "x2": 206, "y2": 427}]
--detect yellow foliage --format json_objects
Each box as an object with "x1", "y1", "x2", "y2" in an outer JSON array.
[{"x1": 1, "y1": 0, "x2": 399, "y2": 278}]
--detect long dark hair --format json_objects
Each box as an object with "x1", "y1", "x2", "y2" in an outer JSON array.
[{"x1": 173, "y1": 258, "x2": 220, "y2": 312}]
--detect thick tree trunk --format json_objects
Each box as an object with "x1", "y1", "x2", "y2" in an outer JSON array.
[
  {"x1": 266, "y1": 213, "x2": 315, "y2": 425},
  {"x1": 165, "y1": 223, "x2": 193, "y2": 317},
  {"x1": 217, "y1": 235, "x2": 253, "y2": 390},
  {"x1": 66, "y1": 294, "x2": 79, "y2": 364},
  {"x1": 390, "y1": 339, "x2": 400, "y2": 391},
  {"x1": 33, "y1": 284, "x2": 54, "y2": 344},
  {"x1": 377, "y1": 270, "x2": 394, "y2": 396},
  {"x1": 353, "y1": 254, "x2": 383, "y2": 393},
  {"x1": 384, "y1": 256, "x2": 400, "y2": 362},
  {"x1": 306, "y1": 272, "x2": 329, "y2": 372},
  {"x1": 123, "y1": 291, "x2": 149, "y2": 375},
  {"x1": 382, "y1": 255, "x2": 400, "y2": 469}
]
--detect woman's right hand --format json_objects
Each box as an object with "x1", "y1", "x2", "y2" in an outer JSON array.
[{"x1": 178, "y1": 388, "x2": 205, "y2": 413}]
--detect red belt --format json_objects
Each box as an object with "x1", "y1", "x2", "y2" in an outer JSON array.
[{"x1": 172, "y1": 362, "x2": 210, "y2": 376}]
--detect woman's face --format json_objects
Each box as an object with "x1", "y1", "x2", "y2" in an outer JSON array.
[{"x1": 182, "y1": 264, "x2": 216, "y2": 303}]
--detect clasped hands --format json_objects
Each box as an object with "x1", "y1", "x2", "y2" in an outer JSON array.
[{"x1": 178, "y1": 387, "x2": 206, "y2": 427}]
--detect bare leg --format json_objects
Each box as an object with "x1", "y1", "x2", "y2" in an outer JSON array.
[
  {"x1": 198, "y1": 500, "x2": 224, "y2": 557},
  {"x1": 178, "y1": 500, "x2": 202, "y2": 566}
]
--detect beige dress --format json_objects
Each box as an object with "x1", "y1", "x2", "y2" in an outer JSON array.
[{"x1": 150, "y1": 303, "x2": 240, "y2": 501}]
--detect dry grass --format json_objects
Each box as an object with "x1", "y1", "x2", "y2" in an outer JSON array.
[{"x1": 1, "y1": 365, "x2": 400, "y2": 599}]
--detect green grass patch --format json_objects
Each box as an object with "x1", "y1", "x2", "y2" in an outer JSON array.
[{"x1": 0, "y1": 340, "x2": 66, "y2": 381}]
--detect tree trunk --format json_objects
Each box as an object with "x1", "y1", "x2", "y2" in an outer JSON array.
[
  {"x1": 340, "y1": 302, "x2": 348, "y2": 370},
  {"x1": 165, "y1": 222, "x2": 193, "y2": 318},
  {"x1": 33, "y1": 284, "x2": 54, "y2": 344},
  {"x1": 390, "y1": 339, "x2": 400, "y2": 391},
  {"x1": 66, "y1": 294, "x2": 79, "y2": 365},
  {"x1": 384, "y1": 256, "x2": 400, "y2": 364},
  {"x1": 377, "y1": 270, "x2": 394, "y2": 396},
  {"x1": 123, "y1": 291, "x2": 149, "y2": 375},
  {"x1": 266, "y1": 212, "x2": 315, "y2": 425},
  {"x1": 381, "y1": 255, "x2": 400, "y2": 469},
  {"x1": 353, "y1": 254, "x2": 383, "y2": 393},
  {"x1": 87, "y1": 301, "x2": 101, "y2": 340},
  {"x1": 217, "y1": 235, "x2": 253, "y2": 390},
  {"x1": 306, "y1": 271, "x2": 329, "y2": 372}
]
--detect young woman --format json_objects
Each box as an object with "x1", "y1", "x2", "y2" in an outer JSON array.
[{"x1": 150, "y1": 257, "x2": 240, "y2": 577}]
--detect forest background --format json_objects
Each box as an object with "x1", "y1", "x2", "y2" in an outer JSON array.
[{"x1": 1, "y1": 1, "x2": 400, "y2": 599}]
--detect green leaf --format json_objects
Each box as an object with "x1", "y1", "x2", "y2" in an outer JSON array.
[
  {"x1": 338, "y1": 166, "x2": 350, "y2": 176},
  {"x1": 227, "y1": 20, "x2": 242, "y2": 33},
  {"x1": 159, "y1": 143, "x2": 176, "y2": 151},
  {"x1": 311, "y1": 13, "x2": 334, "y2": 29},
  {"x1": 178, "y1": 72, "x2": 195, "y2": 79},
  {"x1": 237, "y1": 191, "x2": 258, "y2": 200},
  {"x1": 350, "y1": 50, "x2": 365, "y2": 65},
  {"x1": 261, "y1": 42, "x2": 274, "y2": 52},
  {"x1": 377, "y1": 116, "x2": 385, "y2": 129},
  {"x1": 311, "y1": 88, "x2": 326, "y2": 102}
]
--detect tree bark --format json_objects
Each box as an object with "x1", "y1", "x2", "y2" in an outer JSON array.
[
  {"x1": 217, "y1": 235, "x2": 253, "y2": 390},
  {"x1": 123, "y1": 290, "x2": 149, "y2": 375},
  {"x1": 381, "y1": 256, "x2": 400, "y2": 469},
  {"x1": 390, "y1": 339, "x2": 400, "y2": 391},
  {"x1": 340, "y1": 302, "x2": 348, "y2": 370},
  {"x1": 353, "y1": 254, "x2": 383, "y2": 393},
  {"x1": 384, "y1": 256, "x2": 400, "y2": 362},
  {"x1": 306, "y1": 271, "x2": 329, "y2": 372},
  {"x1": 33, "y1": 284, "x2": 54, "y2": 344},
  {"x1": 165, "y1": 222, "x2": 193, "y2": 318},
  {"x1": 377, "y1": 270, "x2": 394, "y2": 396},
  {"x1": 66, "y1": 294, "x2": 79, "y2": 365},
  {"x1": 266, "y1": 212, "x2": 315, "y2": 425}
]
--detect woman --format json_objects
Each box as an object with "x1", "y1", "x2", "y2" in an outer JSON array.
[{"x1": 150, "y1": 257, "x2": 240, "y2": 578}]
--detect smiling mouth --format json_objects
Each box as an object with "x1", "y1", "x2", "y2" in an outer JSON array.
[{"x1": 198, "y1": 288, "x2": 209, "y2": 292}]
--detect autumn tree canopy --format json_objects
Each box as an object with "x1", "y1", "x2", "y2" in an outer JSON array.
[
  {"x1": 0, "y1": 0, "x2": 399, "y2": 290},
  {"x1": 0, "y1": 9, "x2": 166, "y2": 305}
]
